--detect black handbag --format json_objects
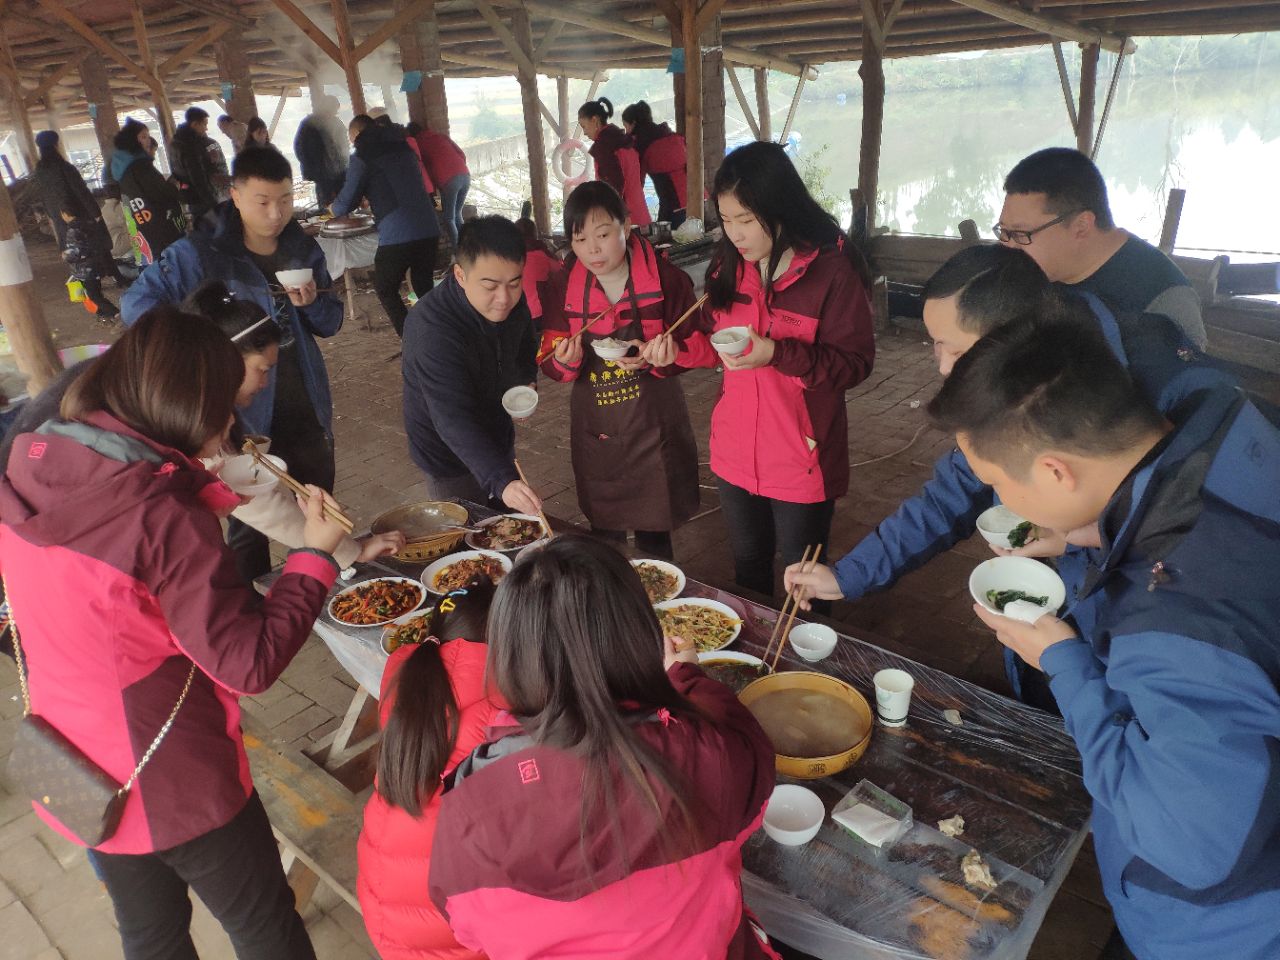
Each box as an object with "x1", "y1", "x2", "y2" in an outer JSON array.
[{"x1": 3, "y1": 582, "x2": 195, "y2": 847}]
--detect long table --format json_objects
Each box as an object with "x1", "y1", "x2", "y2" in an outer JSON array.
[{"x1": 259, "y1": 504, "x2": 1090, "y2": 960}]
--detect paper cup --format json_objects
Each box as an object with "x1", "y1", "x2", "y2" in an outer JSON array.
[{"x1": 873, "y1": 668, "x2": 914, "y2": 727}]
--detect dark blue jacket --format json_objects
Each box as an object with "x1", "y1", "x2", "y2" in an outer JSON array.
[
  {"x1": 833, "y1": 295, "x2": 1233, "y2": 603},
  {"x1": 1043, "y1": 385, "x2": 1280, "y2": 960},
  {"x1": 331, "y1": 124, "x2": 439, "y2": 246},
  {"x1": 401, "y1": 274, "x2": 537, "y2": 497},
  {"x1": 120, "y1": 203, "x2": 344, "y2": 437}
]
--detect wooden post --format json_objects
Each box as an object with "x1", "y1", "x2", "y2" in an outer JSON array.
[
  {"x1": 330, "y1": 0, "x2": 366, "y2": 115},
  {"x1": 268, "y1": 87, "x2": 290, "y2": 139},
  {"x1": 396, "y1": 0, "x2": 448, "y2": 134},
  {"x1": 754, "y1": 67, "x2": 771, "y2": 141},
  {"x1": 681, "y1": 0, "x2": 703, "y2": 224},
  {"x1": 0, "y1": 178, "x2": 62, "y2": 394},
  {"x1": 307, "y1": 72, "x2": 327, "y2": 107},
  {"x1": 1158, "y1": 188, "x2": 1186, "y2": 254},
  {"x1": 214, "y1": 34, "x2": 260, "y2": 123},
  {"x1": 380, "y1": 83, "x2": 399, "y2": 121},
  {"x1": 700, "y1": 10, "x2": 725, "y2": 197},
  {"x1": 40, "y1": 94, "x2": 61, "y2": 136},
  {"x1": 857, "y1": 0, "x2": 886, "y2": 232},
  {"x1": 0, "y1": 35, "x2": 37, "y2": 172},
  {"x1": 1076, "y1": 42, "x2": 1099, "y2": 156},
  {"x1": 958, "y1": 218, "x2": 980, "y2": 242},
  {"x1": 131, "y1": 1, "x2": 175, "y2": 148},
  {"x1": 512, "y1": 5, "x2": 550, "y2": 234},
  {"x1": 556, "y1": 75, "x2": 569, "y2": 143},
  {"x1": 668, "y1": 12, "x2": 685, "y2": 138},
  {"x1": 79, "y1": 53, "x2": 119, "y2": 164}
]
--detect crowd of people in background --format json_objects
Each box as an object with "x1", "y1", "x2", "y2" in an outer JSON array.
[{"x1": 6, "y1": 82, "x2": 1279, "y2": 960}]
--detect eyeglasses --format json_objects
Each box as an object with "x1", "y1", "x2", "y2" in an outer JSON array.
[{"x1": 992, "y1": 211, "x2": 1080, "y2": 245}]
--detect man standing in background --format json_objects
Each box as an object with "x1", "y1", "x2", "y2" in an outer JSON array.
[{"x1": 294, "y1": 95, "x2": 349, "y2": 208}]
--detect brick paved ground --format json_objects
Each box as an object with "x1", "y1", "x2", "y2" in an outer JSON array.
[{"x1": 0, "y1": 240, "x2": 1115, "y2": 958}]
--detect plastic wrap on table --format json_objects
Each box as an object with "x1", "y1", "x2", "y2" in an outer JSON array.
[
  {"x1": 676, "y1": 581, "x2": 1091, "y2": 960},
  {"x1": 316, "y1": 230, "x2": 379, "y2": 277}
]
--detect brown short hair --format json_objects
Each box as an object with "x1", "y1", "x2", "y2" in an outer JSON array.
[{"x1": 61, "y1": 306, "x2": 244, "y2": 457}]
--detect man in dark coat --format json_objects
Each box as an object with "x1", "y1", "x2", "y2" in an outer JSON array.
[
  {"x1": 169, "y1": 106, "x2": 228, "y2": 224},
  {"x1": 293, "y1": 95, "x2": 349, "y2": 208}
]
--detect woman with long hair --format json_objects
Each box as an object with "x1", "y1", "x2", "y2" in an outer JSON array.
[
  {"x1": 109, "y1": 118, "x2": 185, "y2": 265},
  {"x1": 0, "y1": 306, "x2": 345, "y2": 959},
  {"x1": 645, "y1": 141, "x2": 875, "y2": 604},
  {"x1": 428, "y1": 535, "x2": 778, "y2": 959},
  {"x1": 357, "y1": 583, "x2": 498, "y2": 960},
  {"x1": 244, "y1": 117, "x2": 273, "y2": 151},
  {"x1": 538, "y1": 181, "x2": 700, "y2": 560},
  {"x1": 577, "y1": 97, "x2": 650, "y2": 227},
  {"x1": 621, "y1": 100, "x2": 689, "y2": 227}
]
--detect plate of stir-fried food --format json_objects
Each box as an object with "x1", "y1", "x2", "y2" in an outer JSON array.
[
  {"x1": 421, "y1": 550, "x2": 513, "y2": 595},
  {"x1": 465, "y1": 514, "x2": 548, "y2": 552},
  {"x1": 380, "y1": 611, "x2": 435, "y2": 654},
  {"x1": 654, "y1": 598, "x2": 743, "y2": 653},
  {"x1": 630, "y1": 559, "x2": 686, "y2": 604},
  {"x1": 329, "y1": 577, "x2": 425, "y2": 627}
]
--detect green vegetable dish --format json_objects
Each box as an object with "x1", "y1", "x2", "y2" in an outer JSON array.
[
  {"x1": 986, "y1": 589, "x2": 1049, "y2": 612},
  {"x1": 1007, "y1": 521, "x2": 1038, "y2": 549}
]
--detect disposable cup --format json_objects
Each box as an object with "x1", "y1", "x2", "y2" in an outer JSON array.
[{"x1": 873, "y1": 668, "x2": 914, "y2": 727}]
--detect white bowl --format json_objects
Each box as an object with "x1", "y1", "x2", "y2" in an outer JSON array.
[
  {"x1": 969, "y1": 556, "x2": 1066, "y2": 618},
  {"x1": 465, "y1": 513, "x2": 549, "y2": 552},
  {"x1": 975, "y1": 504, "x2": 1035, "y2": 548},
  {"x1": 787, "y1": 623, "x2": 838, "y2": 663},
  {"x1": 697, "y1": 649, "x2": 768, "y2": 670},
  {"x1": 327, "y1": 576, "x2": 426, "y2": 628},
  {"x1": 591, "y1": 337, "x2": 630, "y2": 360},
  {"x1": 275, "y1": 268, "x2": 314, "y2": 289},
  {"x1": 380, "y1": 609, "x2": 436, "y2": 655},
  {"x1": 501, "y1": 386, "x2": 539, "y2": 420},
  {"x1": 421, "y1": 549, "x2": 513, "y2": 596},
  {"x1": 762, "y1": 784, "x2": 825, "y2": 846},
  {"x1": 653, "y1": 597, "x2": 743, "y2": 653},
  {"x1": 710, "y1": 325, "x2": 751, "y2": 357},
  {"x1": 630, "y1": 558, "x2": 686, "y2": 604},
  {"x1": 218, "y1": 453, "x2": 286, "y2": 497}
]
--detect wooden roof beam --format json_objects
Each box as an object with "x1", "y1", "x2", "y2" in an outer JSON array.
[
  {"x1": 351, "y1": 0, "x2": 434, "y2": 61},
  {"x1": 158, "y1": 21, "x2": 234, "y2": 77},
  {"x1": 171, "y1": 0, "x2": 256, "y2": 28},
  {"x1": 33, "y1": 0, "x2": 162, "y2": 92},
  {"x1": 440, "y1": 47, "x2": 598, "y2": 80},
  {"x1": 947, "y1": 0, "x2": 1135, "y2": 54},
  {"x1": 21, "y1": 49, "x2": 88, "y2": 106},
  {"x1": 267, "y1": 0, "x2": 342, "y2": 63}
]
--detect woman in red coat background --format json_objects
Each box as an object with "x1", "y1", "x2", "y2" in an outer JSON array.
[
  {"x1": 576, "y1": 97, "x2": 651, "y2": 227},
  {"x1": 622, "y1": 100, "x2": 689, "y2": 227}
]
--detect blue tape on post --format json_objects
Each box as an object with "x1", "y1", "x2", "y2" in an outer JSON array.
[
  {"x1": 666, "y1": 49, "x2": 685, "y2": 75},
  {"x1": 87, "y1": 103, "x2": 98, "y2": 119},
  {"x1": 400, "y1": 70, "x2": 423, "y2": 93},
  {"x1": 221, "y1": 82, "x2": 235, "y2": 102}
]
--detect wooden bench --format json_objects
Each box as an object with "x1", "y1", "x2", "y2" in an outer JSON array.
[{"x1": 242, "y1": 713, "x2": 365, "y2": 914}]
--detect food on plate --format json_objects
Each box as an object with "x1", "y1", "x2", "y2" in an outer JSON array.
[
  {"x1": 383, "y1": 613, "x2": 433, "y2": 653},
  {"x1": 747, "y1": 688, "x2": 868, "y2": 757},
  {"x1": 473, "y1": 516, "x2": 544, "y2": 550},
  {"x1": 938, "y1": 815, "x2": 966, "y2": 838},
  {"x1": 699, "y1": 657, "x2": 765, "y2": 692},
  {"x1": 657, "y1": 604, "x2": 739, "y2": 652},
  {"x1": 985, "y1": 589, "x2": 1048, "y2": 612},
  {"x1": 433, "y1": 556, "x2": 507, "y2": 593},
  {"x1": 1006, "y1": 520, "x2": 1038, "y2": 549},
  {"x1": 635, "y1": 561, "x2": 680, "y2": 603},
  {"x1": 960, "y1": 850, "x2": 998, "y2": 893},
  {"x1": 332, "y1": 579, "x2": 423, "y2": 626}
]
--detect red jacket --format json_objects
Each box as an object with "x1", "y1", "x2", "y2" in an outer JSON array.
[
  {"x1": 406, "y1": 136, "x2": 437, "y2": 194},
  {"x1": 413, "y1": 130, "x2": 469, "y2": 186},
  {"x1": 0, "y1": 412, "x2": 337, "y2": 853},
  {"x1": 589, "y1": 124, "x2": 651, "y2": 227},
  {"x1": 428, "y1": 663, "x2": 780, "y2": 960},
  {"x1": 521, "y1": 248, "x2": 560, "y2": 323},
  {"x1": 639, "y1": 127, "x2": 688, "y2": 209},
  {"x1": 357, "y1": 639, "x2": 498, "y2": 960},
  {"x1": 686, "y1": 245, "x2": 875, "y2": 503}
]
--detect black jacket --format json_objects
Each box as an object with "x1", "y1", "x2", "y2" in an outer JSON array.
[
  {"x1": 401, "y1": 275, "x2": 537, "y2": 496},
  {"x1": 110, "y1": 149, "x2": 185, "y2": 264},
  {"x1": 169, "y1": 123, "x2": 225, "y2": 217},
  {"x1": 32, "y1": 156, "x2": 100, "y2": 248}
]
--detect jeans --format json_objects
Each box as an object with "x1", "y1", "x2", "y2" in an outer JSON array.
[
  {"x1": 440, "y1": 173, "x2": 470, "y2": 249},
  {"x1": 715, "y1": 477, "x2": 835, "y2": 608},
  {"x1": 374, "y1": 237, "x2": 439, "y2": 337},
  {"x1": 88, "y1": 792, "x2": 316, "y2": 960}
]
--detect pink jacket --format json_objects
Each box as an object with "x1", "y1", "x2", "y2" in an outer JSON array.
[
  {"x1": 357, "y1": 639, "x2": 497, "y2": 960},
  {"x1": 0, "y1": 412, "x2": 337, "y2": 853},
  {"x1": 413, "y1": 130, "x2": 469, "y2": 185},
  {"x1": 685, "y1": 245, "x2": 875, "y2": 503},
  {"x1": 406, "y1": 137, "x2": 437, "y2": 194},
  {"x1": 589, "y1": 125, "x2": 651, "y2": 227}
]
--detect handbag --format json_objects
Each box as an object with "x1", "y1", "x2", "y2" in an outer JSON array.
[{"x1": 3, "y1": 581, "x2": 196, "y2": 847}]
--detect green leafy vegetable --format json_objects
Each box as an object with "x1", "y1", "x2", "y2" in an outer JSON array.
[
  {"x1": 1007, "y1": 521, "x2": 1038, "y2": 549},
  {"x1": 985, "y1": 589, "x2": 1048, "y2": 612}
]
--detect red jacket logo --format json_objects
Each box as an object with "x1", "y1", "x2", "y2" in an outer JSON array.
[
  {"x1": 28, "y1": 442, "x2": 47, "y2": 460},
  {"x1": 517, "y1": 759, "x2": 541, "y2": 784}
]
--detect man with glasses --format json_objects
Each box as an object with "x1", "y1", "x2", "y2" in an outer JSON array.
[{"x1": 996, "y1": 147, "x2": 1206, "y2": 349}]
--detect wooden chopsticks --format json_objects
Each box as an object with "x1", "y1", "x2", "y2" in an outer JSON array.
[
  {"x1": 535, "y1": 303, "x2": 617, "y2": 364},
  {"x1": 664, "y1": 292, "x2": 709, "y2": 338},
  {"x1": 512, "y1": 459, "x2": 553, "y2": 539},
  {"x1": 241, "y1": 439, "x2": 354, "y2": 533},
  {"x1": 762, "y1": 544, "x2": 824, "y2": 671}
]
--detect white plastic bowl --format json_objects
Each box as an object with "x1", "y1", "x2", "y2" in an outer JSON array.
[
  {"x1": 969, "y1": 556, "x2": 1066, "y2": 618},
  {"x1": 501, "y1": 386, "x2": 539, "y2": 420},
  {"x1": 591, "y1": 337, "x2": 630, "y2": 360},
  {"x1": 763, "y1": 784, "x2": 825, "y2": 846},
  {"x1": 421, "y1": 549, "x2": 513, "y2": 595},
  {"x1": 465, "y1": 514, "x2": 549, "y2": 552},
  {"x1": 787, "y1": 623, "x2": 838, "y2": 663},
  {"x1": 975, "y1": 505, "x2": 1034, "y2": 548},
  {"x1": 327, "y1": 576, "x2": 426, "y2": 628},
  {"x1": 710, "y1": 326, "x2": 751, "y2": 357},
  {"x1": 630, "y1": 558, "x2": 686, "y2": 604},
  {"x1": 218, "y1": 454, "x2": 286, "y2": 497},
  {"x1": 276, "y1": 268, "x2": 314, "y2": 289}
]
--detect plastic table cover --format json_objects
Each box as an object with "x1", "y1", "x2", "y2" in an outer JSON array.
[
  {"x1": 316, "y1": 230, "x2": 378, "y2": 277},
  {"x1": 261, "y1": 519, "x2": 1091, "y2": 960}
]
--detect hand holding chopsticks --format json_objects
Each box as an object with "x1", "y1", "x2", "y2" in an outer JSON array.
[
  {"x1": 242, "y1": 439, "x2": 354, "y2": 534},
  {"x1": 763, "y1": 544, "x2": 824, "y2": 671},
  {"x1": 535, "y1": 303, "x2": 618, "y2": 364},
  {"x1": 640, "y1": 293, "x2": 709, "y2": 367},
  {"x1": 511, "y1": 459, "x2": 553, "y2": 540}
]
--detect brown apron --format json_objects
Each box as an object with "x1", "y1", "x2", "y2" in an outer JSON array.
[{"x1": 570, "y1": 278, "x2": 700, "y2": 532}]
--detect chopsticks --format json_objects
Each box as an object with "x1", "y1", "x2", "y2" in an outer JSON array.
[
  {"x1": 534, "y1": 303, "x2": 617, "y2": 364},
  {"x1": 512, "y1": 459, "x2": 553, "y2": 539},
  {"x1": 241, "y1": 439, "x2": 354, "y2": 534},
  {"x1": 664, "y1": 293, "x2": 709, "y2": 338},
  {"x1": 762, "y1": 544, "x2": 823, "y2": 671}
]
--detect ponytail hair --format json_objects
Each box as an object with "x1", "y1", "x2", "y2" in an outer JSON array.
[
  {"x1": 577, "y1": 97, "x2": 614, "y2": 123},
  {"x1": 376, "y1": 581, "x2": 496, "y2": 814},
  {"x1": 620, "y1": 101, "x2": 653, "y2": 128}
]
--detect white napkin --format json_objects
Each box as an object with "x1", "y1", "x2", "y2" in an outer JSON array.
[
  {"x1": 832, "y1": 802, "x2": 906, "y2": 848},
  {"x1": 1002, "y1": 599, "x2": 1050, "y2": 624}
]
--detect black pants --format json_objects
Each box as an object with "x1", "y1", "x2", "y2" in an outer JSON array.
[
  {"x1": 374, "y1": 237, "x2": 439, "y2": 336},
  {"x1": 716, "y1": 477, "x2": 835, "y2": 607},
  {"x1": 87, "y1": 792, "x2": 316, "y2": 960},
  {"x1": 593, "y1": 528, "x2": 675, "y2": 561}
]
